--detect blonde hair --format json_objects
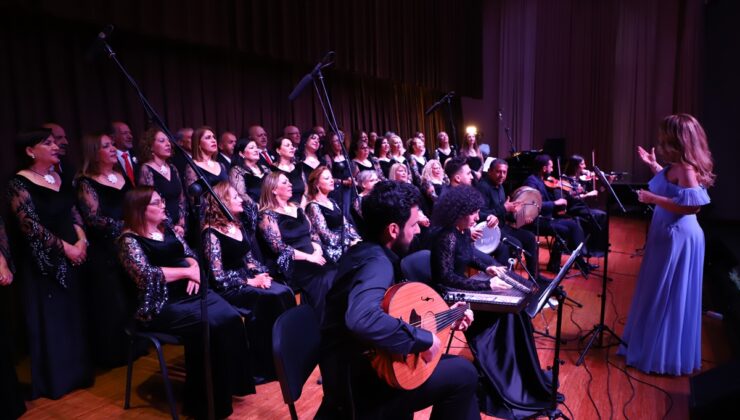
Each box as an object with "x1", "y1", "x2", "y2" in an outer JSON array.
[
  {"x1": 203, "y1": 181, "x2": 240, "y2": 231},
  {"x1": 658, "y1": 114, "x2": 715, "y2": 187},
  {"x1": 389, "y1": 163, "x2": 410, "y2": 183},
  {"x1": 258, "y1": 171, "x2": 287, "y2": 211},
  {"x1": 421, "y1": 159, "x2": 443, "y2": 182}
]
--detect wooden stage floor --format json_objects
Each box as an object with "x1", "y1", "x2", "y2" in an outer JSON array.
[{"x1": 17, "y1": 216, "x2": 731, "y2": 419}]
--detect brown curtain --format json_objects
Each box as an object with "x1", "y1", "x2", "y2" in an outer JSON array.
[
  {"x1": 489, "y1": 0, "x2": 702, "y2": 180},
  {"x1": 0, "y1": 0, "x2": 482, "y2": 175}
]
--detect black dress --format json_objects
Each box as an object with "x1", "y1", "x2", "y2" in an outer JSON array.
[
  {"x1": 435, "y1": 145, "x2": 457, "y2": 167},
  {"x1": 7, "y1": 175, "x2": 93, "y2": 399},
  {"x1": 0, "y1": 217, "x2": 26, "y2": 418},
  {"x1": 305, "y1": 199, "x2": 360, "y2": 263},
  {"x1": 118, "y1": 228, "x2": 254, "y2": 419},
  {"x1": 258, "y1": 208, "x2": 336, "y2": 321},
  {"x1": 329, "y1": 157, "x2": 354, "y2": 220},
  {"x1": 377, "y1": 157, "x2": 393, "y2": 179},
  {"x1": 229, "y1": 164, "x2": 269, "y2": 204},
  {"x1": 429, "y1": 227, "x2": 552, "y2": 419},
  {"x1": 466, "y1": 154, "x2": 483, "y2": 173},
  {"x1": 138, "y1": 163, "x2": 187, "y2": 230},
  {"x1": 202, "y1": 226, "x2": 295, "y2": 381},
  {"x1": 77, "y1": 176, "x2": 139, "y2": 367},
  {"x1": 273, "y1": 164, "x2": 306, "y2": 205},
  {"x1": 184, "y1": 161, "x2": 228, "y2": 241}
]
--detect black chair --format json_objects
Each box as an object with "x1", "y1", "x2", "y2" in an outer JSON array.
[
  {"x1": 124, "y1": 323, "x2": 183, "y2": 420},
  {"x1": 400, "y1": 250, "x2": 432, "y2": 284},
  {"x1": 272, "y1": 305, "x2": 322, "y2": 420}
]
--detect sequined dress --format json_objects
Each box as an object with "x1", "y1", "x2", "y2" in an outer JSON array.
[
  {"x1": 118, "y1": 228, "x2": 254, "y2": 418},
  {"x1": 202, "y1": 226, "x2": 295, "y2": 380},
  {"x1": 305, "y1": 199, "x2": 360, "y2": 263},
  {"x1": 7, "y1": 175, "x2": 93, "y2": 399},
  {"x1": 429, "y1": 227, "x2": 552, "y2": 418},
  {"x1": 258, "y1": 208, "x2": 336, "y2": 320},
  {"x1": 77, "y1": 175, "x2": 138, "y2": 367}
]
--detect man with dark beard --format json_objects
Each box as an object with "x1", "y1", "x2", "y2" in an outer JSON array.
[{"x1": 318, "y1": 181, "x2": 480, "y2": 419}]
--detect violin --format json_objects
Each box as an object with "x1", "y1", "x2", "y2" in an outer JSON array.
[{"x1": 543, "y1": 176, "x2": 575, "y2": 192}]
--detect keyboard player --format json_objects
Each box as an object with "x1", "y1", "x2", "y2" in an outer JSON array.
[{"x1": 428, "y1": 185, "x2": 554, "y2": 418}]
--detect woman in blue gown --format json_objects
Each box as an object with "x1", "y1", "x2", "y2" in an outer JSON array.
[{"x1": 618, "y1": 114, "x2": 715, "y2": 375}]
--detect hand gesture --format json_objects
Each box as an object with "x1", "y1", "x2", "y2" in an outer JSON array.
[
  {"x1": 485, "y1": 214, "x2": 499, "y2": 229},
  {"x1": 470, "y1": 225, "x2": 483, "y2": 241},
  {"x1": 489, "y1": 276, "x2": 513, "y2": 291},
  {"x1": 420, "y1": 334, "x2": 441, "y2": 363},
  {"x1": 247, "y1": 272, "x2": 272, "y2": 289},
  {"x1": 450, "y1": 302, "x2": 474, "y2": 331},
  {"x1": 637, "y1": 146, "x2": 657, "y2": 167},
  {"x1": 0, "y1": 262, "x2": 13, "y2": 286},
  {"x1": 636, "y1": 189, "x2": 657, "y2": 204}
]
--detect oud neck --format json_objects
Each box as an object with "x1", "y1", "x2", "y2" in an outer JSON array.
[{"x1": 433, "y1": 303, "x2": 470, "y2": 333}]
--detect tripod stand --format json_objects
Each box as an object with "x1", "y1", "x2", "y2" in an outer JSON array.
[{"x1": 575, "y1": 166, "x2": 627, "y2": 366}]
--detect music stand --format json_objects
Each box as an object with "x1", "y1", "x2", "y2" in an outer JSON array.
[
  {"x1": 575, "y1": 166, "x2": 627, "y2": 366},
  {"x1": 528, "y1": 242, "x2": 584, "y2": 420}
]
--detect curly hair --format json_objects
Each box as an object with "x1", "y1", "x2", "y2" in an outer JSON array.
[
  {"x1": 431, "y1": 185, "x2": 484, "y2": 229},
  {"x1": 203, "y1": 181, "x2": 240, "y2": 231},
  {"x1": 658, "y1": 114, "x2": 715, "y2": 187}
]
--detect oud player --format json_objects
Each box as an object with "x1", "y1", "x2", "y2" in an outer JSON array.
[{"x1": 318, "y1": 181, "x2": 479, "y2": 419}]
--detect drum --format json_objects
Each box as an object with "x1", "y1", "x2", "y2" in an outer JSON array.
[
  {"x1": 510, "y1": 186, "x2": 542, "y2": 228},
  {"x1": 473, "y1": 222, "x2": 501, "y2": 253}
]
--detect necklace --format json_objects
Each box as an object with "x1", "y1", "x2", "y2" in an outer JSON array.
[
  {"x1": 158, "y1": 164, "x2": 168, "y2": 175},
  {"x1": 105, "y1": 172, "x2": 118, "y2": 184},
  {"x1": 30, "y1": 168, "x2": 55, "y2": 185},
  {"x1": 206, "y1": 160, "x2": 216, "y2": 168},
  {"x1": 226, "y1": 224, "x2": 237, "y2": 235},
  {"x1": 148, "y1": 231, "x2": 163, "y2": 241}
]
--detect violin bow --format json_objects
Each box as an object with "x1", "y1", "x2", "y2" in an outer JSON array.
[{"x1": 591, "y1": 149, "x2": 596, "y2": 190}]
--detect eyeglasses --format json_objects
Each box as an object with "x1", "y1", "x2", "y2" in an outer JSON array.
[{"x1": 148, "y1": 199, "x2": 166, "y2": 207}]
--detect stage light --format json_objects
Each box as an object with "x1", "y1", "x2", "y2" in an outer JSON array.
[{"x1": 465, "y1": 125, "x2": 478, "y2": 136}]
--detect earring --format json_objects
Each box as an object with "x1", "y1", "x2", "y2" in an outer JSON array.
[{"x1": 30, "y1": 154, "x2": 36, "y2": 159}]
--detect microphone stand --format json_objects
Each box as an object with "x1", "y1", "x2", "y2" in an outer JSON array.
[
  {"x1": 98, "y1": 31, "x2": 231, "y2": 420},
  {"x1": 290, "y1": 52, "x2": 357, "y2": 250},
  {"x1": 575, "y1": 166, "x2": 627, "y2": 366},
  {"x1": 426, "y1": 91, "x2": 458, "y2": 147}
]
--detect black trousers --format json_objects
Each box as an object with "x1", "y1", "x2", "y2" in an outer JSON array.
[
  {"x1": 143, "y1": 289, "x2": 255, "y2": 419},
  {"x1": 319, "y1": 353, "x2": 480, "y2": 420},
  {"x1": 525, "y1": 217, "x2": 585, "y2": 268}
]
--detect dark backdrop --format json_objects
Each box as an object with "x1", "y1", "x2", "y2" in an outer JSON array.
[{"x1": 0, "y1": 0, "x2": 481, "y2": 175}]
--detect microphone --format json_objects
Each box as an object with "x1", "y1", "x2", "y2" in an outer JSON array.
[
  {"x1": 502, "y1": 237, "x2": 532, "y2": 257},
  {"x1": 86, "y1": 24, "x2": 115, "y2": 60},
  {"x1": 98, "y1": 24, "x2": 115, "y2": 41},
  {"x1": 288, "y1": 51, "x2": 336, "y2": 101},
  {"x1": 424, "y1": 91, "x2": 455, "y2": 115}
]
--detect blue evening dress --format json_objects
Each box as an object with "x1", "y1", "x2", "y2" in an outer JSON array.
[{"x1": 618, "y1": 166, "x2": 710, "y2": 375}]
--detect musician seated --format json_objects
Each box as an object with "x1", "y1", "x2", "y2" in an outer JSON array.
[
  {"x1": 477, "y1": 159, "x2": 550, "y2": 282},
  {"x1": 524, "y1": 154, "x2": 592, "y2": 274},
  {"x1": 428, "y1": 185, "x2": 554, "y2": 418},
  {"x1": 562, "y1": 155, "x2": 608, "y2": 256},
  {"x1": 318, "y1": 181, "x2": 479, "y2": 419}
]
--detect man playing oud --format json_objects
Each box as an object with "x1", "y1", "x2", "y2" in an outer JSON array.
[{"x1": 318, "y1": 181, "x2": 479, "y2": 419}]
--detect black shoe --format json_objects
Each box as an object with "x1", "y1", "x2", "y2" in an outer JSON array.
[{"x1": 588, "y1": 262, "x2": 599, "y2": 270}]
